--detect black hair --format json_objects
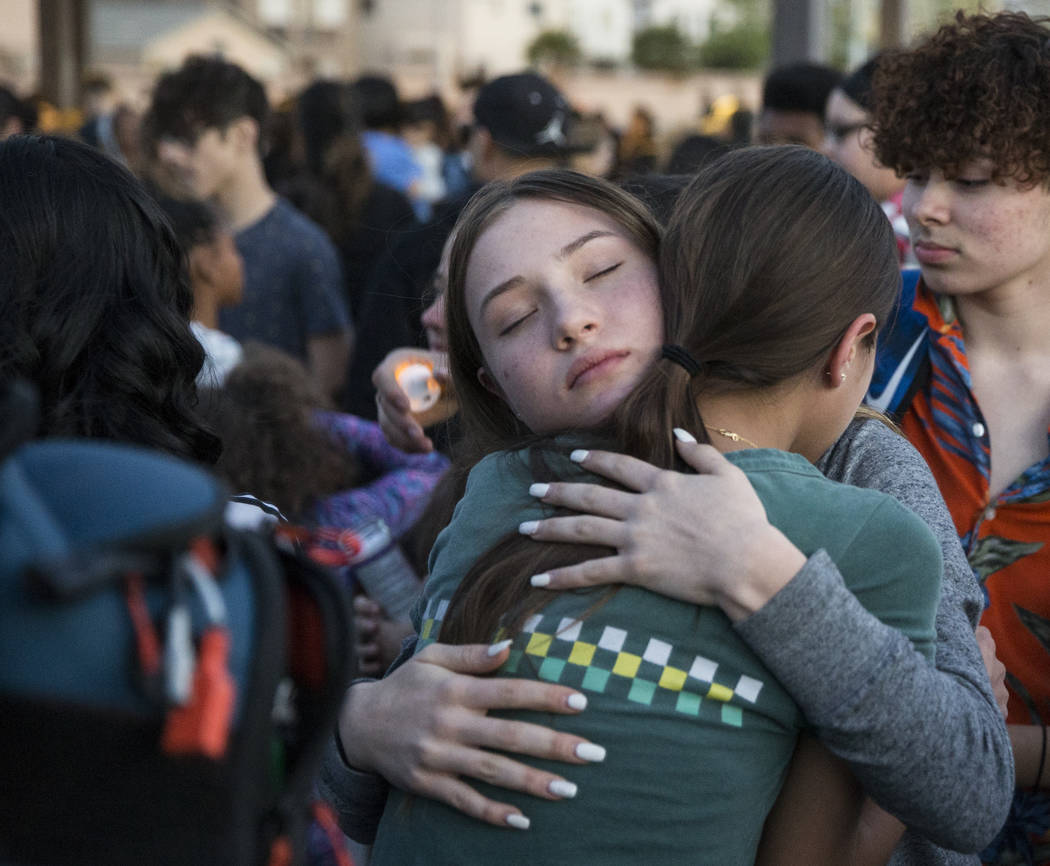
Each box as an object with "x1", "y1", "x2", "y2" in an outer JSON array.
[
  {"x1": 0, "y1": 85, "x2": 36, "y2": 132},
  {"x1": 152, "y1": 192, "x2": 222, "y2": 253},
  {"x1": 147, "y1": 55, "x2": 269, "y2": 152},
  {"x1": 839, "y1": 55, "x2": 882, "y2": 112},
  {"x1": 351, "y1": 74, "x2": 402, "y2": 130},
  {"x1": 762, "y1": 62, "x2": 843, "y2": 119},
  {"x1": 0, "y1": 135, "x2": 220, "y2": 463}
]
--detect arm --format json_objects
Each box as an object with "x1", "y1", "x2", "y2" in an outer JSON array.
[
  {"x1": 311, "y1": 411, "x2": 449, "y2": 539},
  {"x1": 757, "y1": 737, "x2": 903, "y2": 866},
  {"x1": 307, "y1": 330, "x2": 353, "y2": 399},
  {"x1": 317, "y1": 640, "x2": 602, "y2": 842},
  {"x1": 523, "y1": 422, "x2": 1013, "y2": 850}
]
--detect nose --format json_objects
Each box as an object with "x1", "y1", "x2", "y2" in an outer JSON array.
[
  {"x1": 907, "y1": 176, "x2": 950, "y2": 227},
  {"x1": 553, "y1": 298, "x2": 599, "y2": 349},
  {"x1": 421, "y1": 291, "x2": 446, "y2": 350}
]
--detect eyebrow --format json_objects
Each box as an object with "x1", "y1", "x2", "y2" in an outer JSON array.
[{"x1": 478, "y1": 230, "x2": 616, "y2": 315}]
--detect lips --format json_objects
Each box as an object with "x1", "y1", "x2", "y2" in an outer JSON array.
[
  {"x1": 913, "y1": 240, "x2": 958, "y2": 264},
  {"x1": 566, "y1": 350, "x2": 630, "y2": 389}
]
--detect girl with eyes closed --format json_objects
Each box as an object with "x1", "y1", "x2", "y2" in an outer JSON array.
[{"x1": 366, "y1": 154, "x2": 943, "y2": 865}]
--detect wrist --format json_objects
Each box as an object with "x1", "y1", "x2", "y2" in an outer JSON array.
[
  {"x1": 337, "y1": 680, "x2": 381, "y2": 773},
  {"x1": 717, "y1": 527, "x2": 807, "y2": 622}
]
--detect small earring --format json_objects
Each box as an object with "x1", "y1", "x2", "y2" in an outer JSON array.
[{"x1": 840, "y1": 372, "x2": 847, "y2": 383}]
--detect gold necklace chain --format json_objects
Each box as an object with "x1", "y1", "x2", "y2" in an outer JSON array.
[{"x1": 705, "y1": 426, "x2": 760, "y2": 449}]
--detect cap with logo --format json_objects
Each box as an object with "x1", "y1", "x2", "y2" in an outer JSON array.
[{"x1": 472, "y1": 72, "x2": 583, "y2": 158}]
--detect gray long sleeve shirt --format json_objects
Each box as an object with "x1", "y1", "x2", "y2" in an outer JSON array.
[{"x1": 319, "y1": 418, "x2": 1013, "y2": 863}]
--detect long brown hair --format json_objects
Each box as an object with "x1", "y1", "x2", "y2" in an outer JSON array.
[
  {"x1": 441, "y1": 151, "x2": 900, "y2": 645},
  {"x1": 614, "y1": 145, "x2": 900, "y2": 469}
]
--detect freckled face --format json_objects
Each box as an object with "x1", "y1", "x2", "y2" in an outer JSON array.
[
  {"x1": 465, "y1": 199, "x2": 662, "y2": 434},
  {"x1": 904, "y1": 160, "x2": 1050, "y2": 298}
]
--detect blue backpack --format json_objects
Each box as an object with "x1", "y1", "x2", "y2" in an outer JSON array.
[{"x1": 0, "y1": 390, "x2": 353, "y2": 865}]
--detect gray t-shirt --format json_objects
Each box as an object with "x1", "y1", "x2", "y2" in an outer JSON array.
[{"x1": 221, "y1": 198, "x2": 349, "y2": 361}]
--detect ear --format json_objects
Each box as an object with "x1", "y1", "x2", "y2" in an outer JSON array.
[
  {"x1": 230, "y1": 116, "x2": 258, "y2": 154},
  {"x1": 825, "y1": 313, "x2": 876, "y2": 388}
]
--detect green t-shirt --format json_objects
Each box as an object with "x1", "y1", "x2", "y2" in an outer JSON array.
[{"x1": 371, "y1": 445, "x2": 941, "y2": 866}]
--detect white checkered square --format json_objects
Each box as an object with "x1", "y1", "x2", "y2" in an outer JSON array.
[
  {"x1": 436, "y1": 599, "x2": 449, "y2": 620},
  {"x1": 423, "y1": 598, "x2": 436, "y2": 618},
  {"x1": 689, "y1": 656, "x2": 718, "y2": 682},
  {"x1": 598, "y1": 626, "x2": 627, "y2": 652},
  {"x1": 735, "y1": 675, "x2": 763, "y2": 703},
  {"x1": 523, "y1": 614, "x2": 544, "y2": 633},
  {"x1": 556, "y1": 618, "x2": 583, "y2": 641},
  {"x1": 643, "y1": 637, "x2": 672, "y2": 666}
]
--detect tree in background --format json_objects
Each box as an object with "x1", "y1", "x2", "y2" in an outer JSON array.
[
  {"x1": 632, "y1": 23, "x2": 694, "y2": 73},
  {"x1": 527, "y1": 30, "x2": 582, "y2": 68},
  {"x1": 699, "y1": 0, "x2": 770, "y2": 70}
]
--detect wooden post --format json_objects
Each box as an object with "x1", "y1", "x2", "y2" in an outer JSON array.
[
  {"x1": 772, "y1": 0, "x2": 826, "y2": 65},
  {"x1": 39, "y1": 0, "x2": 88, "y2": 108},
  {"x1": 880, "y1": 0, "x2": 907, "y2": 48}
]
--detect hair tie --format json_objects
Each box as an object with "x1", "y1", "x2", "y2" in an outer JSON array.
[{"x1": 661, "y1": 344, "x2": 702, "y2": 377}]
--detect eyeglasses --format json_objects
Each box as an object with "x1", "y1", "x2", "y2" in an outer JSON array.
[{"x1": 825, "y1": 121, "x2": 868, "y2": 143}]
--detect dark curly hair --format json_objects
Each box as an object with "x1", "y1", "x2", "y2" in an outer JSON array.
[
  {"x1": 0, "y1": 135, "x2": 220, "y2": 463},
  {"x1": 871, "y1": 11, "x2": 1050, "y2": 184},
  {"x1": 203, "y1": 343, "x2": 359, "y2": 519}
]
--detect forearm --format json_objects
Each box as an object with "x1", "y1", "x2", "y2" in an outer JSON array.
[
  {"x1": 1010, "y1": 722, "x2": 1049, "y2": 789},
  {"x1": 736, "y1": 554, "x2": 1012, "y2": 851},
  {"x1": 308, "y1": 330, "x2": 353, "y2": 398}
]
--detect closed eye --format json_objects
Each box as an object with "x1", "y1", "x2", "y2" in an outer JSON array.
[
  {"x1": 954, "y1": 178, "x2": 989, "y2": 190},
  {"x1": 499, "y1": 310, "x2": 535, "y2": 336},
  {"x1": 585, "y1": 262, "x2": 622, "y2": 282}
]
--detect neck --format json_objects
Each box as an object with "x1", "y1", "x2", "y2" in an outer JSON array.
[
  {"x1": 698, "y1": 387, "x2": 807, "y2": 456},
  {"x1": 191, "y1": 285, "x2": 220, "y2": 329},
  {"x1": 953, "y1": 282, "x2": 1050, "y2": 360},
  {"x1": 214, "y1": 158, "x2": 276, "y2": 232}
]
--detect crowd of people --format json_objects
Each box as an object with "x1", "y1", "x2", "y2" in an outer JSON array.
[{"x1": 3, "y1": 8, "x2": 1050, "y2": 866}]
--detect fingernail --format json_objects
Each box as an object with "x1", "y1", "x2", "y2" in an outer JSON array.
[
  {"x1": 575, "y1": 742, "x2": 606, "y2": 762},
  {"x1": 487, "y1": 638, "x2": 513, "y2": 656},
  {"x1": 569, "y1": 449, "x2": 589, "y2": 463},
  {"x1": 506, "y1": 813, "x2": 530, "y2": 830},
  {"x1": 530, "y1": 573, "x2": 551, "y2": 587},
  {"x1": 529, "y1": 483, "x2": 550, "y2": 498},
  {"x1": 519, "y1": 520, "x2": 540, "y2": 536},
  {"x1": 673, "y1": 427, "x2": 697, "y2": 443},
  {"x1": 548, "y1": 779, "x2": 578, "y2": 799},
  {"x1": 567, "y1": 693, "x2": 587, "y2": 710}
]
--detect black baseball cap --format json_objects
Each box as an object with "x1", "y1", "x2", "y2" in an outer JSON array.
[{"x1": 472, "y1": 72, "x2": 583, "y2": 157}]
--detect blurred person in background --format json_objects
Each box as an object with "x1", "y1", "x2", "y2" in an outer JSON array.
[
  {"x1": 153, "y1": 192, "x2": 245, "y2": 389},
  {"x1": 615, "y1": 104, "x2": 659, "y2": 178},
  {"x1": 823, "y1": 56, "x2": 912, "y2": 264},
  {"x1": 275, "y1": 79, "x2": 417, "y2": 322},
  {"x1": 352, "y1": 74, "x2": 427, "y2": 219},
  {"x1": 147, "y1": 56, "x2": 352, "y2": 400},
  {"x1": 0, "y1": 84, "x2": 36, "y2": 139},
  {"x1": 343, "y1": 71, "x2": 591, "y2": 421},
  {"x1": 756, "y1": 62, "x2": 841, "y2": 148}
]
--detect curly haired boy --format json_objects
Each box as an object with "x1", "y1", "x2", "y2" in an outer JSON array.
[{"x1": 869, "y1": 12, "x2": 1050, "y2": 865}]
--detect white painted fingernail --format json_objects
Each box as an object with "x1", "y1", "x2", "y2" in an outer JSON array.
[
  {"x1": 569, "y1": 449, "x2": 589, "y2": 463},
  {"x1": 487, "y1": 639, "x2": 513, "y2": 656},
  {"x1": 548, "y1": 779, "x2": 578, "y2": 799},
  {"x1": 529, "y1": 483, "x2": 550, "y2": 498},
  {"x1": 673, "y1": 427, "x2": 697, "y2": 443},
  {"x1": 575, "y1": 742, "x2": 606, "y2": 762},
  {"x1": 567, "y1": 693, "x2": 587, "y2": 710},
  {"x1": 506, "y1": 813, "x2": 530, "y2": 830},
  {"x1": 519, "y1": 520, "x2": 540, "y2": 536},
  {"x1": 530, "y1": 573, "x2": 551, "y2": 587}
]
